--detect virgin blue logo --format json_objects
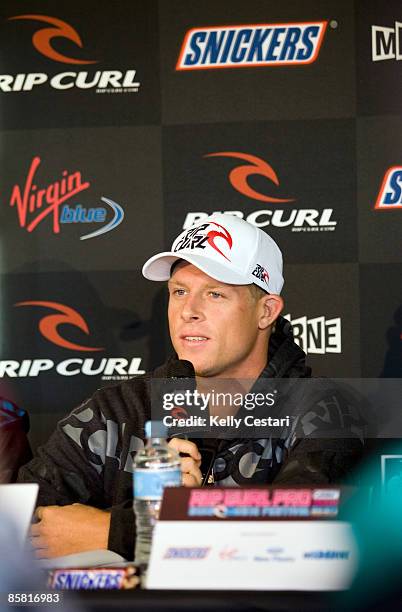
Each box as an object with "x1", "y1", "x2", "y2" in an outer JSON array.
[
  {"x1": 9, "y1": 156, "x2": 125, "y2": 239},
  {"x1": 60, "y1": 197, "x2": 125, "y2": 240}
]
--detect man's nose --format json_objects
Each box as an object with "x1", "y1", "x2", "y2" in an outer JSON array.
[{"x1": 181, "y1": 294, "x2": 204, "y2": 322}]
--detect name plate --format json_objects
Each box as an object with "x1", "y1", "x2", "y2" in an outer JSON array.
[{"x1": 146, "y1": 487, "x2": 358, "y2": 591}]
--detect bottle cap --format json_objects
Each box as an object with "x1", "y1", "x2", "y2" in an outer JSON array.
[{"x1": 145, "y1": 420, "x2": 168, "y2": 439}]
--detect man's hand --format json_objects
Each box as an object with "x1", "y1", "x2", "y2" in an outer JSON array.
[
  {"x1": 29, "y1": 442, "x2": 201, "y2": 559},
  {"x1": 30, "y1": 503, "x2": 111, "y2": 559},
  {"x1": 168, "y1": 438, "x2": 202, "y2": 486}
]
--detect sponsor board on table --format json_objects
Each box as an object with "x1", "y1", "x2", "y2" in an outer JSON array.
[{"x1": 187, "y1": 488, "x2": 341, "y2": 519}]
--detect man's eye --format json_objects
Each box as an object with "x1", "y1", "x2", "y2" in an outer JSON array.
[
  {"x1": 209, "y1": 291, "x2": 222, "y2": 298},
  {"x1": 173, "y1": 288, "x2": 186, "y2": 296}
]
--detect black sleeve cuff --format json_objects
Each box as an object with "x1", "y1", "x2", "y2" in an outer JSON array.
[{"x1": 108, "y1": 500, "x2": 136, "y2": 561}]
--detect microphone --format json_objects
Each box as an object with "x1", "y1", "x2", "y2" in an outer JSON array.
[{"x1": 166, "y1": 360, "x2": 217, "y2": 485}]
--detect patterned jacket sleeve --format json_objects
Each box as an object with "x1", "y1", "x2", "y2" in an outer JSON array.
[
  {"x1": 17, "y1": 398, "x2": 107, "y2": 507},
  {"x1": 273, "y1": 380, "x2": 369, "y2": 485},
  {"x1": 17, "y1": 380, "x2": 148, "y2": 561}
]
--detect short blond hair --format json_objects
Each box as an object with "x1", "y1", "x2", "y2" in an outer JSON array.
[{"x1": 247, "y1": 284, "x2": 268, "y2": 302}]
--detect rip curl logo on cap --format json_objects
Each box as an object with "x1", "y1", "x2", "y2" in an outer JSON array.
[
  {"x1": 206, "y1": 222, "x2": 232, "y2": 260},
  {"x1": 252, "y1": 264, "x2": 270, "y2": 285},
  {"x1": 173, "y1": 222, "x2": 232, "y2": 261}
]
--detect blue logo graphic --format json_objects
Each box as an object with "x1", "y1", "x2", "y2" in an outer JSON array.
[
  {"x1": 59, "y1": 197, "x2": 124, "y2": 240},
  {"x1": 304, "y1": 550, "x2": 350, "y2": 560}
]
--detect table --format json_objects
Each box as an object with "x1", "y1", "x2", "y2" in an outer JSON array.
[{"x1": 73, "y1": 589, "x2": 344, "y2": 612}]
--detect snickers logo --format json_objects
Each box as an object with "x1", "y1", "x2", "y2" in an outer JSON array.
[
  {"x1": 375, "y1": 167, "x2": 402, "y2": 210},
  {"x1": 176, "y1": 22, "x2": 327, "y2": 70}
]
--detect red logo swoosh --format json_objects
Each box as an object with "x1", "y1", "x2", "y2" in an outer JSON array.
[
  {"x1": 15, "y1": 301, "x2": 103, "y2": 351},
  {"x1": 8, "y1": 15, "x2": 97, "y2": 64},
  {"x1": 206, "y1": 222, "x2": 233, "y2": 261},
  {"x1": 205, "y1": 152, "x2": 294, "y2": 203}
]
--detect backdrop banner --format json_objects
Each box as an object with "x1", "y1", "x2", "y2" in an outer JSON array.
[{"x1": 0, "y1": 0, "x2": 400, "y2": 452}]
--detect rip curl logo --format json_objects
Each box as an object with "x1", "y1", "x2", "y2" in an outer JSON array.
[
  {"x1": 14, "y1": 301, "x2": 104, "y2": 352},
  {"x1": 174, "y1": 222, "x2": 233, "y2": 261},
  {"x1": 8, "y1": 15, "x2": 97, "y2": 64},
  {"x1": 252, "y1": 264, "x2": 270, "y2": 285},
  {"x1": 9, "y1": 156, "x2": 124, "y2": 239},
  {"x1": 205, "y1": 152, "x2": 294, "y2": 203},
  {"x1": 3, "y1": 15, "x2": 140, "y2": 94},
  {"x1": 206, "y1": 222, "x2": 232, "y2": 260}
]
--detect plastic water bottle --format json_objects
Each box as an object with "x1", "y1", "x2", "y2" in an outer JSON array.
[{"x1": 133, "y1": 421, "x2": 181, "y2": 579}]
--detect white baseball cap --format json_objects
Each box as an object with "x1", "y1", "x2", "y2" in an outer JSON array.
[{"x1": 142, "y1": 214, "x2": 284, "y2": 294}]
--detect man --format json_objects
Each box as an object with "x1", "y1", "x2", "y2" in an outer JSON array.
[{"x1": 18, "y1": 214, "x2": 364, "y2": 560}]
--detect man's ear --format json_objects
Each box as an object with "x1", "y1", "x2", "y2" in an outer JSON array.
[{"x1": 258, "y1": 294, "x2": 284, "y2": 330}]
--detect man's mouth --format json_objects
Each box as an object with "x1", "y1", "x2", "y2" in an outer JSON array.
[{"x1": 181, "y1": 335, "x2": 209, "y2": 344}]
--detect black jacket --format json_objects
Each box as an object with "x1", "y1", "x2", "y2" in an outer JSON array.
[
  {"x1": 18, "y1": 316, "x2": 365, "y2": 560},
  {"x1": 1, "y1": 397, "x2": 32, "y2": 483}
]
